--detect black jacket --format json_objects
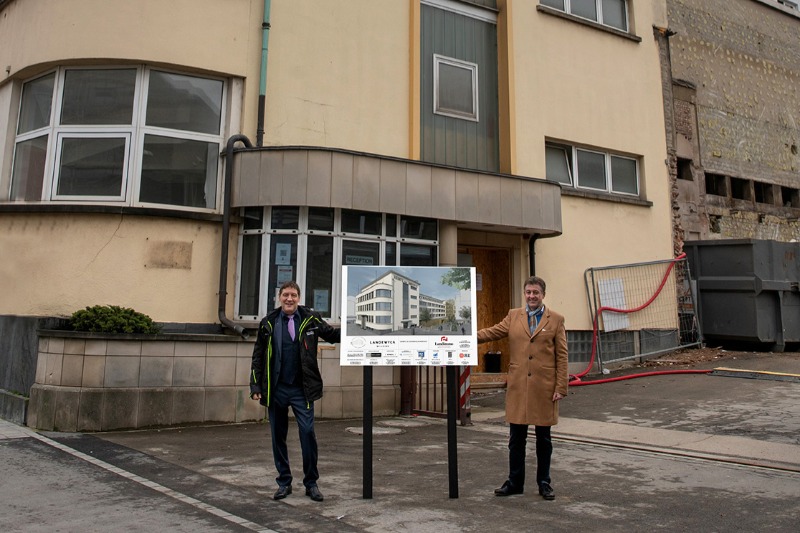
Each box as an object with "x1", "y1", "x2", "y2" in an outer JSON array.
[{"x1": 250, "y1": 305, "x2": 340, "y2": 406}]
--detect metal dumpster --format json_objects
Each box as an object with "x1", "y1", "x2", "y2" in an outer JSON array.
[{"x1": 684, "y1": 239, "x2": 799, "y2": 351}]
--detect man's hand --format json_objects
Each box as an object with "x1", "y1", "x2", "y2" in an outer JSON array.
[
  {"x1": 251, "y1": 392, "x2": 261, "y2": 401},
  {"x1": 552, "y1": 392, "x2": 564, "y2": 402}
]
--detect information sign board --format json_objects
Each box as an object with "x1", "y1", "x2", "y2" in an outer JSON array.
[{"x1": 341, "y1": 266, "x2": 478, "y2": 366}]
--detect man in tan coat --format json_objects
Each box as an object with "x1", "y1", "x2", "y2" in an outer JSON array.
[{"x1": 477, "y1": 276, "x2": 569, "y2": 500}]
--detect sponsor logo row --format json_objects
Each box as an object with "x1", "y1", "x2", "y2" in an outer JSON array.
[{"x1": 345, "y1": 350, "x2": 473, "y2": 365}]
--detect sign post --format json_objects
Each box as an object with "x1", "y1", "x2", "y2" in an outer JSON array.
[
  {"x1": 341, "y1": 266, "x2": 477, "y2": 500},
  {"x1": 446, "y1": 365, "x2": 459, "y2": 498},
  {"x1": 363, "y1": 366, "x2": 373, "y2": 499}
]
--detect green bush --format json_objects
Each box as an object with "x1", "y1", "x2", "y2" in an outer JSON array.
[{"x1": 69, "y1": 305, "x2": 161, "y2": 334}]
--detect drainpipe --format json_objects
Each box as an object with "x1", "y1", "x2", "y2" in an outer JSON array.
[
  {"x1": 219, "y1": 134, "x2": 254, "y2": 338},
  {"x1": 256, "y1": 0, "x2": 272, "y2": 147},
  {"x1": 528, "y1": 234, "x2": 539, "y2": 276}
]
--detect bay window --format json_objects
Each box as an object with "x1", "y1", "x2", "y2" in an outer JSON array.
[{"x1": 8, "y1": 66, "x2": 226, "y2": 211}]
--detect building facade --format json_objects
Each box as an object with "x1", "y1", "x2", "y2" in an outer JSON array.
[
  {"x1": 419, "y1": 294, "x2": 447, "y2": 321},
  {"x1": 355, "y1": 270, "x2": 421, "y2": 331},
  {"x1": 1, "y1": 0, "x2": 676, "y2": 425}
]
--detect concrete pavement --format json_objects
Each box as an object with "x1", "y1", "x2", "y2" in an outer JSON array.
[{"x1": 2, "y1": 349, "x2": 799, "y2": 532}]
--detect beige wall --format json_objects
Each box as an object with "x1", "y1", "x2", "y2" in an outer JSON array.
[
  {"x1": 264, "y1": 0, "x2": 412, "y2": 156},
  {"x1": 0, "y1": 213, "x2": 231, "y2": 322},
  {"x1": 0, "y1": 0, "x2": 675, "y2": 331},
  {"x1": 0, "y1": 0, "x2": 258, "y2": 78},
  {"x1": 0, "y1": 0, "x2": 413, "y2": 154},
  {"x1": 503, "y1": 1, "x2": 674, "y2": 328},
  {"x1": 0, "y1": 0, "x2": 260, "y2": 135},
  {"x1": 0, "y1": 0, "x2": 260, "y2": 323},
  {"x1": 536, "y1": 196, "x2": 674, "y2": 328}
]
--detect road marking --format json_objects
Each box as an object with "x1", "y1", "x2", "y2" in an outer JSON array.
[
  {"x1": 711, "y1": 367, "x2": 800, "y2": 382},
  {"x1": 0, "y1": 419, "x2": 31, "y2": 440},
  {"x1": 6, "y1": 422, "x2": 278, "y2": 533}
]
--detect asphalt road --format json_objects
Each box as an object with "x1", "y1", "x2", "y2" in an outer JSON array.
[{"x1": 1, "y1": 349, "x2": 799, "y2": 532}]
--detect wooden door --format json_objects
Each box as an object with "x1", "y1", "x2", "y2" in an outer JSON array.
[{"x1": 464, "y1": 247, "x2": 512, "y2": 372}]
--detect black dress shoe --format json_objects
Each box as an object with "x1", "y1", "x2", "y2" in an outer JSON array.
[
  {"x1": 273, "y1": 485, "x2": 292, "y2": 500},
  {"x1": 494, "y1": 481, "x2": 524, "y2": 496},
  {"x1": 539, "y1": 482, "x2": 555, "y2": 500},
  {"x1": 305, "y1": 485, "x2": 324, "y2": 502}
]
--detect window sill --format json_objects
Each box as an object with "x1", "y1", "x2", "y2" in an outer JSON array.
[
  {"x1": 536, "y1": 5, "x2": 642, "y2": 43},
  {"x1": 560, "y1": 186, "x2": 653, "y2": 207},
  {"x1": 0, "y1": 203, "x2": 225, "y2": 222}
]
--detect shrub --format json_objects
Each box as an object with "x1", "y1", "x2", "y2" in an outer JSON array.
[{"x1": 69, "y1": 305, "x2": 161, "y2": 334}]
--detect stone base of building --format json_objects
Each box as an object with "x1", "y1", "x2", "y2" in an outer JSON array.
[{"x1": 26, "y1": 332, "x2": 399, "y2": 432}]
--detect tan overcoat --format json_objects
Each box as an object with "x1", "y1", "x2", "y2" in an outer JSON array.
[{"x1": 477, "y1": 306, "x2": 569, "y2": 426}]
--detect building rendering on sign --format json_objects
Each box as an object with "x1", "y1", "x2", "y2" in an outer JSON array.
[
  {"x1": 354, "y1": 269, "x2": 449, "y2": 331},
  {"x1": 419, "y1": 294, "x2": 447, "y2": 321},
  {"x1": 355, "y1": 271, "x2": 420, "y2": 331},
  {"x1": 4, "y1": 0, "x2": 740, "y2": 426}
]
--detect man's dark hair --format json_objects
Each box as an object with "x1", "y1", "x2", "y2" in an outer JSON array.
[
  {"x1": 524, "y1": 276, "x2": 546, "y2": 293},
  {"x1": 279, "y1": 280, "x2": 301, "y2": 297}
]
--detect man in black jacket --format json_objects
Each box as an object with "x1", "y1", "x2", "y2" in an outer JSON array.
[{"x1": 250, "y1": 280, "x2": 340, "y2": 502}]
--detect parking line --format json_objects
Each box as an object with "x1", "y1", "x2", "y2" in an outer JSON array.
[{"x1": 8, "y1": 423, "x2": 278, "y2": 533}]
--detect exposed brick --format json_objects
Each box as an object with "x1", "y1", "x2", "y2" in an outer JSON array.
[{"x1": 665, "y1": 0, "x2": 800, "y2": 244}]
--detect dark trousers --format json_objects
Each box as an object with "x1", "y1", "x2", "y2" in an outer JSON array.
[
  {"x1": 268, "y1": 383, "x2": 319, "y2": 489},
  {"x1": 508, "y1": 423, "x2": 552, "y2": 489}
]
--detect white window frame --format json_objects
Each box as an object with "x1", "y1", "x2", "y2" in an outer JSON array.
[
  {"x1": 8, "y1": 65, "x2": 228, "y2": 213},
  {"x1": 545, "y1": 143, "x2": 574, "y2": 186},
  {"x1": 235, "y1": 207, "x2": 439, "y2": 321},
  {"x1": 433, "y1": 54, "x2": 479, "y2": 122},
  {"x1": 51, "y1": 132, "x2": 132, "y2": 202},
  {"x1": 545, "y1": 141, "x2": 640, "y2": 197},
  {"x1": 541, "y1": 0, "x2": 629, "y2": 32},
  {"x1": 576, "y1": 147, "x2": 608, "y2": 191},
  {"x1": 9, "y1": 70, "x2": 57, "y2": 202},
  {"x1": 608, "y1": 153, "x2": 638, "y2": 195}
]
